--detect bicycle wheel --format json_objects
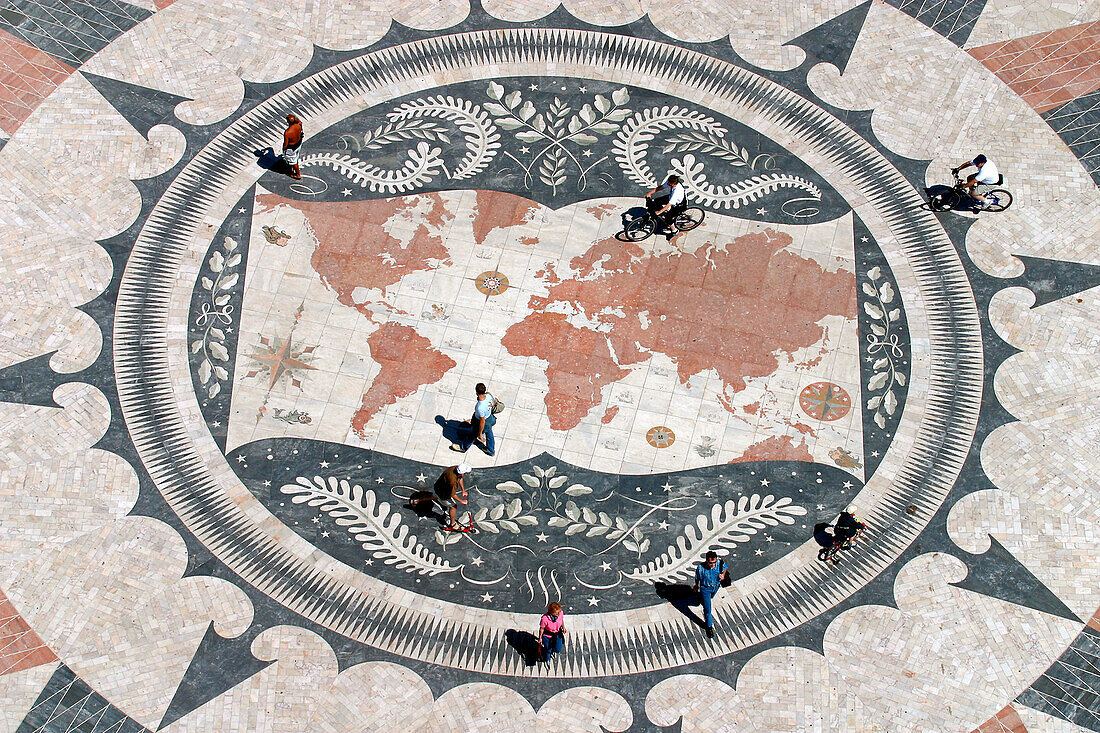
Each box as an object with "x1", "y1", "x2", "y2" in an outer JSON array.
[
  {"x1": 930, "y1": 189, "x2": 958, "y2": 211},
  {"x1": 623, "y1": 215, "x2": 655, "y2": 242},
  {"x1": 673, "y1": 206, "x2": 705, "y2": 232},
  {"x1": 983, "y1": 189, "x2": 1013, "y2": 212}
]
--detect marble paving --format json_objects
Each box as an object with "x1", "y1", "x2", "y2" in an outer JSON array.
[{"x1": 1, "y1": 1, "x2": 1100, "y2": 731}]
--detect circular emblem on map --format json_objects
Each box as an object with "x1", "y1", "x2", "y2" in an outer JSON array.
[
  {"x1": 114, "y1": 26, "x2": 982, "y2": 677},
  {"x1": 646, "y1": 426, "x2": 676, "y2": 448},
  {"x1": 799, "y1": 382, "x2": 852, "y2": 421},
  {"x1": 475, "y1": 270, "x2": 509, "y2": 296}
]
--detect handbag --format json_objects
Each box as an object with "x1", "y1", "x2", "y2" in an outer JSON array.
[
  {"x1": 491, "y1": 394, "x2": 506, "y2": 415},
  {"x1": 719, "y1": 559, "x2": 731, "y2": 588}
]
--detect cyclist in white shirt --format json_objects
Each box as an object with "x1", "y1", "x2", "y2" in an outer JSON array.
[
  {"x1": 952, "y1": 154, "x2": 1000, "y2": 206},
  {"x1": 644, "y1": 174, "x2": 687, "y2": 231}
]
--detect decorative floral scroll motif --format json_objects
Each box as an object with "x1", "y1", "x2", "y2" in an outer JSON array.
[
  {"x1": 614, "y1": 106, "x2": 821, "y2": 216},
  {"x1": 862, "y1": 266, "x2": 906, "y2": 429},
  {"x1": 298, "y1": 96, "x2": 500, "y2": 194},
  {"x1": 625, "y1": 494, "x2": 806, "y2": 584},
  {"x1": 191, "y1": 235, "x2": 241, "y2": 399},
  {"x1": 486, "y1": 82, "x2": 632, "y2": 195},
  {"x1": 283, "y1": 476, "x2": 457, "y2": 575}
]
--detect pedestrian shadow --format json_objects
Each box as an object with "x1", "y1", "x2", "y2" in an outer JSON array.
[
  {"x1": 253, "y1": 146, "x2": 295, "y2": 177},
  {"x1": 654, "y1": 582, "x2": 706, "y2": 628},
  {"x1": 434, "y1": 415, "x2": 468, "y2": 447},
  {"x1": 504, "y1": 629, "x2": 540, "y2": 667}
]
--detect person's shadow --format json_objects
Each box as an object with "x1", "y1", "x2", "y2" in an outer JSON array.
[
  {"x1": 615, "y1": 206, "x2": 652, "y2": 242},
  {"x1": 435, "y1": 415, "x2": 469, "y2": 449},
  {"x1": 504, "y1": 629, "x2": 540, "y2": 667},
  {"x1": 254, "y1": 147, "x2": 295, "y2": 177},
  {"x1": 654, "y1": 582, "x2": 707, "y2": 628}
]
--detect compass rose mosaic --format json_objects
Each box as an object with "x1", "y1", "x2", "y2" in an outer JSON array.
[{"x1": 3, "y1": 1, "x2": 1100, "y2": 731}]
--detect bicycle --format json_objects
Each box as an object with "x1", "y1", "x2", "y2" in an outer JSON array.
[
  {"x1": 816, "y1": 515, "x2": 866, "y2": 565},
  {"x1": 621, "y1": 204, "x2": 706, "y2": 241},
  {"x1": 929, "y1": 172, "x2": 1013, "y2": 212}
]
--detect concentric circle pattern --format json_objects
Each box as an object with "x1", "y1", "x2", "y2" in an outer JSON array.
[{"x1": 1, "y1": 1, "x2": 1099, "y2": 731}]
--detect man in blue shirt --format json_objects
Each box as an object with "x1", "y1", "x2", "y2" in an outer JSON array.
[{"x1": 693, "y1": 551, "x2": 728, "y2": 638}]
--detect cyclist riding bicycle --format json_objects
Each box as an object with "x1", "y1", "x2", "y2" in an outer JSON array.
[
  {"x1": 952, "y1": 154, "x2": 1000, "y2": 207},
  {"x1": 644, "y1": 174, "x2": 687, "y2": 232}
]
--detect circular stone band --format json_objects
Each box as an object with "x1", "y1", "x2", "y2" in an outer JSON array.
[{"x1": 114, "y1": 28, "x2": 982, "y2": 677}]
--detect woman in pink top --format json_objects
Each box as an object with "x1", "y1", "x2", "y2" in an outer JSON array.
[{"x1": 538, "y1": 602, "x2": 566, "y2": 663}]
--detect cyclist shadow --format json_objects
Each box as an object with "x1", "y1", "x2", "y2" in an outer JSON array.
[
  {"x1": 615, "y1": 205, "x2": 676, "y2": 243},
  {"x1": 923, "y1": 185, "x2": 980, "y2": 213}
]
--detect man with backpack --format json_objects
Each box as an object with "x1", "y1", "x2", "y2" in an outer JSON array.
[{"x1": 451, "y1": 382, "x2": 502, "y2": 456}]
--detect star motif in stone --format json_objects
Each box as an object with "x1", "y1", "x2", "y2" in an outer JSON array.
[
  {"x1": 843, "y1": 481, "x2": 854, "y2": 489},
  {"x1": 481, "y1": 592, "x2": 494, "y2": 602},
  {"x1": 244, "y1": 333, "x2": 317, "y2": 389},
  {"x1": 582, "y1": 149, "x2": 592, "y2": 157},
  {"x1": 760, "y1": 478, "x2": 770, "y2": 486},
  {"x1": 536, "y1": 532, "x2": 549, "y2": 542},
  {"x1": 376, "y1": 477, "x2": 385, "y2": 484},
  {"x1": 238, "y1": 207, "x2": 247, "y2": 213},
  {"x1": 528, "y1": 84, "x2": 538, "y2": 90},
  {"x1": 704, "y1": 490, "x2": 713, "y2": 497},
  {"x1": 321, "y1": 530, "x2": 330, "y2": 538},
  {"x1": 472, "y1": 556, "x2": 484, "y2": 566},
  {"x1": 263, "y1": 480, "x2": 271, "y2": 487},
  {"x1": 587, "y1": 596, "x2": 600, "y2": 606},
  {"x1": 816, "y1": 504, "x2": 825, "y2": 510},
  {"x1": 578, "y1": 85, "x2": 587, "y2": 92},
  {"x1": 364, "y1": 558, "x2": 373, "y2": 565},
  {"x1": 658, "y1": 520, "x2": 669, "y2": 530},
  {"x1": 661, "y1": 481, "x2": 674, "y2": 492},
  {"x1": 520, "y1": 146, "x2": 530, "y2": 154},
  {"x1": 754, "y1": 549, "x2": 764, "y2": 556},
  {"x1": 211, "y1": 420, "x2": 221, "y2": 427},
  {"x1": 599, "y1": 561, "x2": 613, "y2": 572},
  {"x1": 341, "y1": 188, "x2": 352, "y2": 196},
  {"x1": 320, "y1": 460, "x2": 330, "y2": 468},
  {"x1": 311, "y1": 516, "x2": 320, "y2": 524},
  {"x1": 871, "y1": 450, "x2": 880, "y2": 457},
  {"x1": 236, "y1": 454, "x2": 246, "y2": 463},
  {"x1": 861, "y1": 236, "x2": 869, "y2": 242},
  {"x1": 225, "y1": 327, "x2": 234, "y2": 334},
  {"x1": 765, "y1": 535, "x2": 774, "y2": 542},
  {"x1": 757, "y1": 207, "x2": 767, "y2": 215},
  {"x1": 416, "y1": 473, "x2": 427, "y2": 483}
]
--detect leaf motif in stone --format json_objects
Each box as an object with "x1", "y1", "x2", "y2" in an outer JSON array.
[
  {"x1": 209, "y1": 341, "x2": 230, "y2": 361},
  {"x1": 883, "y1": 390, "x2": 897, "y2": 415},
  {"x1": 213, "y1": 366, "x2": 228, "y2": 381},
  {"x1": 518, "y1": 100, "x2": 536, "y2": 121},
  {"x1": 611, "y1": 88, "x2": 629, "y2": 105},
  {"x1": 484, "y1": 102, "x2": 509, "y2": 116},
  {"x1": 572, "y1": 133, "x2": 598, "y2": 145},
  {"x1": 208, "y1": 383, "x2": 221, "y2": 398},
  {"x1": 589, "y1": 122, "x2": 619, "y2": 135},
  {"x1": 516, "y1": 130, "x2": 542, "y2": 143},
  {"x1": 522, "y1": 474, "x2": 540, "y2": 487},
  {"x1": 874, "y1": 411, "x2": 886, "y2": 429},
  {"x1": 209, "y1": 251, "x2": 225, "y2": 272},
  {"x1": 564, "y1": 484, "x2": 592, "y2": 496},
  {"x1": 498, "y1": 118, "x2": 523, "y2": 130},
  {"x1": 209, "y1": 327, "x2": 225, "y2": 341},
  {"x1": 473, "y1": 507, "x2": 488, "y2": 522},
  {"x1": 870, "y1": 323, "x2": 886, "y2": 336},
  {"x1": 581, "y1": 507, "x2": 596, "y2": 523},
  {"x1": 867, "y1": 371, "x2": 888, "y2": 391},
  {"x1": 888, "y1": 309, "x2": 901, "y2": 322},
  {"x1": 481, "y1": 522, "x2": 499, "y2": 534},
  {"x1": 516, "y1": 516, "x2": 538, "y2": 526},
  {"x1": 565, "y1": 523, "x2": 586, "y2": 536},
  {"x1": 191, "y1": 341, "x2": 203, "y2": 354},
  {"x1": 504, "y1": 91, "x2": 521, "y2": 109},
  {"x1": 587, "y1": 525, "x2": 609, "y2": 536},
  {"x1": 867, "y1": 395, "x2": 882, "y2": 410},
  {"x1": 548, "y1": 517, "x2": 570, "y2": 527},
  {"x1": 605, "y1": 108, "x2": 632, "y2": 122},
  {"x1": 201, "y1": 277, "x2": 213, "y2": 290},
  {"x1": 496, "y1": 481, "x2": 525, "y2": 494},
  {"x1": 508, "y1": 498, "x2": 522, "y2": 518},
  {"x1": 532, "y1": 465, "x2": 545, "y2": 477},
  {"x1": 198, "y1": 359, "x2": 212, "y2": 384},
  {"x1": 219, "y1": 273, "x2": 239, "y2": 291},
  {"x1": 487, "y1": 82, "x2": 504, "y2": 100},
  {"x1": 547, "y1": 476, "x2": 568, "y2": 490},
  {"x1": 895, "y1": 373, "x2": 907, "y2": 386},
  {"x1": 594, "y1": 94, "x2": 611, "y2": 113},
  {"x1": 864, "y1": 303, "x2": 883, "y2": 319},
  {"x1": 862, "y1": 282, "x2": 877, "y2": 297},
  {"x1": 489, "y1": 503, "x2": 505, "y2": 521},
  {"x1": 879, "y1": 282, "x2": 895, "y2": 303},
  {"x1": 226, "y1": 253, "x2": 242, "y2": 268},
  {"x1": 499, "y1": 520, "x2": 520, "y2": 534},
  {"x1": 214, "y1": 294, "x2": 231, "y2": 306},
  {"x1": 565, "y1": 501, "x2": 580, "y2": 520},
  {"x1": 868, "y1": 266, "x2": 881, "y2": 280}
]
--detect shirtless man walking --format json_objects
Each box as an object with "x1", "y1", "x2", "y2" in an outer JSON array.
[{"x1": 282, "y1": 113, "x2": 303, "y2": 180}]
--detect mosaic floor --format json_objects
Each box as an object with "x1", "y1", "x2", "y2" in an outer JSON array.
[{"x1": 2, "y1": 0, "x2": 1100, "y2": 731}]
